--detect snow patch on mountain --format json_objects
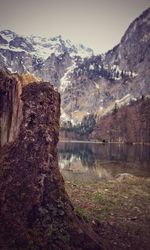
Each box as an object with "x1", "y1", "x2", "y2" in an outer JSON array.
[
  {"x1": 110, "y1": 64, "x2": 138, "y2": 80},
  {"x1": 116, "y1": 94, "x2": 137, "y2": 106},
  {"x1": 28, "y1": 34, "x2": 93, "y2": 60},
  {"x1": 0, "y1": 44, "x2": 26, "y2": 53},
  {"x1": 0, "y1": 30, "x2": 15, "y2": 42},
  {"x1": 60, "y1": 108, "x2": 77, "y2": 126},
  {"x1": 94, "y1": 82, "x2": 100, "y2": 89},
  {"x1": 89, "y1": 64, "x2": 95, "y2": 70},
  {"x1": 60, "y1": 62, "x2": 76, "y2": 92},
  {"x1": 73, "y1": 44, "x2": 93, "y2": 58}
]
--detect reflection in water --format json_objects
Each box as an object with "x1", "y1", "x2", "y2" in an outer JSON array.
[{"x1": 58, "y1": 142, "x2": 150, "y2": 183}]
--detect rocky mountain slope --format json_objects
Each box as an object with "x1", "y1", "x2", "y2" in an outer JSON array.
[
  {"x1": 0, "y1": 8, "x2": 149, "y2": 128},
  {"x1": 60, "y1": 8, "x2": 150, "y2": 124}
]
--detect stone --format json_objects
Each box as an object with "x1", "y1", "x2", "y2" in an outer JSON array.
[{"x1": 115, "y1": 173, "x2": 134, "y2": 180}]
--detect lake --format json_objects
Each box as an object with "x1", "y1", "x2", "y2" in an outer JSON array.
[{"x1": 58, "y1": 141, "x2": 150, "y2": 183}]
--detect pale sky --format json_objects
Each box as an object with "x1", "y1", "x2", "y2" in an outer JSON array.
[{"x1": 0, "y1": 0, "x2": 149, "y2": 53}]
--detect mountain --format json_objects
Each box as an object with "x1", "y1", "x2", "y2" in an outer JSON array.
[
  {"x1": 60, "y1": 8, "x2": 150, "y2": 124},
  {"x1": 0, "y1": 30, "x2": 93, "y2": 86},
  {"x1": 0, "y1": 8, "x2": 150, "y2": 131},
  {"x1": 105, "y1": 8, "x2": 150, "y2": 76}
]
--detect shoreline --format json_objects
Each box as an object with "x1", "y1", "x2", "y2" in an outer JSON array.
[{"x1": 59, "y1": 139, "x2": 150, "y2": 145}]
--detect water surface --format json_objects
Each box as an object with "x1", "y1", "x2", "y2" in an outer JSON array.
[{"x1": 58, "y1": 141, "x2": 150, "y2": 183}]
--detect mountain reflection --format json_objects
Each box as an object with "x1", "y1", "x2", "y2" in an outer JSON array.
[{"x1": 58, "y1": 142, "x2": 150, "y2": 183}]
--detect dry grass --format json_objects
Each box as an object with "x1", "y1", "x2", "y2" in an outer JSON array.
[{"x1": 65, "y1": 176, "x2": 150, "y2": 249}]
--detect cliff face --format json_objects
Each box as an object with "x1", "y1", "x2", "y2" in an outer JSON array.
[
  {"x1": 0, "y1": 73, "x2": 101, "y2": 250},
  {"x1": 91, "y1": 98, "x2": 150, "y2": 144},
  {"x1": 105, "y1": 8, "x2": 150, "y2": 75},
  {"x1": 60, "y1": 8, "x2": 150, "y2": 124}
]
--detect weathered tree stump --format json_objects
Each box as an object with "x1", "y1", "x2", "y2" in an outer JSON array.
[{"x1": 0, "y1": 71, "x2": 102, "y2": 250}]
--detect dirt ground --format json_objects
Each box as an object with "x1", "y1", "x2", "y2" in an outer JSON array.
[{"x1": 65, "y1": 176, "x2": 150, "y2": 250}]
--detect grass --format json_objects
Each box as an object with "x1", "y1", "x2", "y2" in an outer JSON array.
[
  {"x1": 65, "y1": 176, "x2": 150, "y2": 219},
  {"x1": 65, "y1": 176, "x2": 150, "y2": 249}
]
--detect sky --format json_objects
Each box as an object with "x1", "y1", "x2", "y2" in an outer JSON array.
[{"x1": 0, "y1": 0, "x2": 149, "y2": 54}]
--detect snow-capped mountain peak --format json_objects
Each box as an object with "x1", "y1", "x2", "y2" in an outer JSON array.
[
  {"x1": 0, "y1": 29, "x2": 16, "y2": 42},
  {"x1": 0, "y1": 30, "x2": 94, "y2": 61}
]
